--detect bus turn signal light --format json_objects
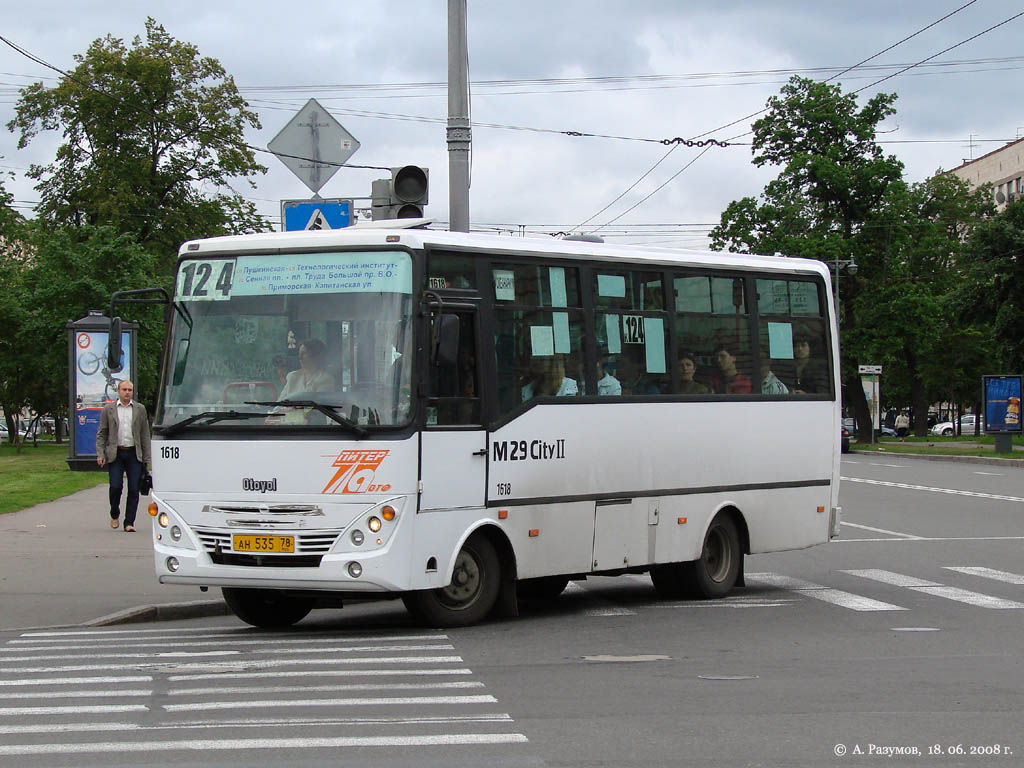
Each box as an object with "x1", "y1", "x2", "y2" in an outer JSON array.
[
  {"x1": 148, "y1": 502, "x2": 159, "y2": 517},
  {"x1": 381, "y1": 505, "x2": 396, "y2": 521},
  {"x1": 498, "y1": 510, "x2": 508, "y2": 520},
  {"x1": 677, "y1": 517, "x2": 687, "y2": 525},
  {"x1": 528, "y1": 529, "x2": 539, "y2": 537}
]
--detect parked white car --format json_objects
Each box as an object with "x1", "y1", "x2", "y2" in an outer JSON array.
[{"x1": 930, "y1": 414, "x2": 979, "y2": 436}]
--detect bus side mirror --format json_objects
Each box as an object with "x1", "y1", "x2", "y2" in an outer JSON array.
[
  {"x1": 107, "y1": 317, "x2": 123, "y2": 372},
  {"x1": 434, "y1": 314, "x2": 460, "y2": 367}
]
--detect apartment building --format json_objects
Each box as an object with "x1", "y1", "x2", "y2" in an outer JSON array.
[{"x1": 946, "y1": 136, "x2": 1024, "y2": 210}]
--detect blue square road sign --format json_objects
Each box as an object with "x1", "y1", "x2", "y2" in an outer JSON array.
[{"x1": 282, "y1": 199, "x2": 354, "y2": 231}]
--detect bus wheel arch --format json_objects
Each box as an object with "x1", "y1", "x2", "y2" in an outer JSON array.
[
  {"x1": 651, "y1": 506, "x2": 746, "y2": 600},
  {"x1": 402, "y1": 524, "x2": 515, "y2": 627}
]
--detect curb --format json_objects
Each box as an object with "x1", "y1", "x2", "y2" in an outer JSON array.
[
  {"x1": 84, "y1": 599, "x2": 232, "y2": 627},
  {"x1": 848, "y1": 449, "x2": 1024, "y2": 468}
]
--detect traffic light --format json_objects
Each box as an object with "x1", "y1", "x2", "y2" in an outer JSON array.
[{"x1": 371, "y1": 165, "x2": 429, "y2": 220}]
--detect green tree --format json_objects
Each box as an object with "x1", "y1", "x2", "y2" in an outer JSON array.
[
  {"x1": 710, "y1": 76, "x2": 904, "y2": 438},
  {"x1": 20, "y1": 225, "x2": 162, "y2": 431},
  {"x1": 0, "y1": 176, "x2": 32, "y2": 443},
  {"x1": 851, "y1": 174, "x2": 992, "y2": 435},
  {"x1": 956, "y1": 200, "x2": 1024, "y2": 372},
  {"x1": 7, "y1": 17, "x2": 268, "y2": 270}
]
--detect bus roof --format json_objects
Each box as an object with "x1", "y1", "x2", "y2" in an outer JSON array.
[{"x1": 178, "y1": 227, "x2": 830, "y2": 279}]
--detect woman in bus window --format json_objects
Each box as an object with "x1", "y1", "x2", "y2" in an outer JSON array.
[
  {"x1": 713, "y1": 342, "x2": 751, "y2": 394},
  {"x1": 521, "y1": 355, "x2": 578, "y2": 400},
  {"x1": 792, "y1": 333, "x2": 828, "y2": 394},
  {"x1": 677, "y1": 351, "x2": 709, "y2": 395}
]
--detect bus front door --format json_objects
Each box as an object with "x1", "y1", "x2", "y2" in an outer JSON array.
[{"x1": 420, "y1": 311, "x2": 485, "y2": 511}]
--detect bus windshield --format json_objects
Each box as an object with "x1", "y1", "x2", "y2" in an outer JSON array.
[{"x1": 155, "y1": 250, "x2": 414, "y2": 431}]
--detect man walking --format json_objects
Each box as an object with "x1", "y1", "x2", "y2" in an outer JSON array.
[{"x1": 96, "y1": 380, "x2": 151, "y2": 532}]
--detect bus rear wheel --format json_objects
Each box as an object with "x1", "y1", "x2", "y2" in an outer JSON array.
[
  {"x1": 222, "y1": 588, "x2": 314, "y2": 628},
  {"x1": 402, "y1": 534, "x2": 500, "y2": 627},
  {"x1": 650, "y1": 514, "x2": 741, "y2": 600}
]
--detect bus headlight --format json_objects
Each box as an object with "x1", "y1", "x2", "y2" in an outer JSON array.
[
  {"x1": 347, "y1": 561, "x2": 363, "y2": 578},
  {"x1": 367, "y1": 516, "x2": 382, "y2": 533},
  {"x1": 351, "y1": 529, "x2": 364, "y2": 546},
  {"x1": 158, "y1": 513, "x2": 170, "y2": 528},
  {"x1": 165, "y1": 557, "x2": 179, "y2": 572},
  {"x1": 170, "y1": 526, "x2": 182, "y2": 541}
]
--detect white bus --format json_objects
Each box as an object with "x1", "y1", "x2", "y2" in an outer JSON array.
[{"x1": 145, "y1": 223, "x2": 841, "y2": 628}]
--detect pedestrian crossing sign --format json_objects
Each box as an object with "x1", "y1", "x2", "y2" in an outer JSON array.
[{"x1": 281, "y1": 199, "x2": 354, "y2": 231}]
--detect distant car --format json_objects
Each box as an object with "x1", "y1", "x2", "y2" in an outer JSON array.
[
  {"x1": 841, "y1": 426, "x2": 851, "y2": 453},
  {"x1": 880, "y1": 425, "x2": 897, "y2": 437},
  {"x1": 930, "y1": 415, "x2": 978, "y2": 437}
]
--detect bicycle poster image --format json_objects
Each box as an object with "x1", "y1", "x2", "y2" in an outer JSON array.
[{"x1": 74, "y1": 330, "x2": 131, "y2": 456}]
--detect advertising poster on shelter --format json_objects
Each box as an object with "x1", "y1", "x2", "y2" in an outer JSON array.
[
  {"x1": 74, "y1": 330, "x2": 131, "y2": 455},
  {"x1": 983, "y1": 375, "x2": 1022, "y2": 433}
]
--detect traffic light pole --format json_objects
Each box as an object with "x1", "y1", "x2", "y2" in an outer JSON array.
[{"x1": 447, "y1": 0, "x2": 471, "y2": 232}]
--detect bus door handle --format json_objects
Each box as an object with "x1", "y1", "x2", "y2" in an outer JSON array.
[{"x1": 472, "y1": 448, "x2": 487, "y2": 456}]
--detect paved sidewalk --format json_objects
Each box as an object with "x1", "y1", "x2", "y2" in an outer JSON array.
[{"x1": 0, "y1": 484, "x2": 227, "y2": 632}]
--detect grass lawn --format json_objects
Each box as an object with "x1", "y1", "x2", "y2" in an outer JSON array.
[
  {"x1": 852, "y1": 434, "x2": 1024, "y2": 458},
  {"x1": 0, "y1": 440, "x2": 107, "y2": 515}
]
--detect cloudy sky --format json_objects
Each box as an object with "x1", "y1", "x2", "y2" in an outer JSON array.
[{"x1": 1, "y1": 1, "x2": 1022, "y2": 248}]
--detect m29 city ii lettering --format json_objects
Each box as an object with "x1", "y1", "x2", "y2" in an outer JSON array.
[{"x1": 492, "y1": 439, "x2": 566, "y2": 462}]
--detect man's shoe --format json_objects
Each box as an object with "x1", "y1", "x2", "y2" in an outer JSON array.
[
  {"x1": 110, "y1": 518, "x2": 119, "y2": 529},
  {"x1": 124, "y1": 525, "x2": 136, "y2": 533}
]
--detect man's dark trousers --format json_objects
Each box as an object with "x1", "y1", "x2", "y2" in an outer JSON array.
[{"x1": 109, "y1": 446, "x2": 143, "y2": 527}]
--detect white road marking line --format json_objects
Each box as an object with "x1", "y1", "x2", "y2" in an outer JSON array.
[
  {"x1": 0, "y1": 733, "x2": 531, "y2": 756},
  {"x1": 20, "y1": 626, "x2": 243, "y2": 637},
  {"x1": 842, "y1": 569, "x2": 1024, "y2": 609},
  {"x1": 973, "y1": 471, "x2": 1003, "y2": 476},
  {"x1": 0, "y1": 644, "x2": 455, "y2": 664},
  {"x1": 0, "y1": 654, "x2": 465, "y2": 675},
  {"x1": 0, "y1": 675, "x2": 152, "y2": 688},
  {"x1": 747, "y1": 572, "x2": 907, "y2": 612},
  {"x1": 832, "y1": 535, "x2": 1024, "y2": 543},
  {"x1": 655, "y1": 598, "x2": 797, "y2": 609},
  {"x1": 564, "y1": 581, "x2": 637, "y2": 616},
  {"x1": 943, "y1": 566, "x2": 1024, "y2": 585},
  {"x1": 167, "y1": 667, "x2": 473, "y2": 682},
  {"x1": 841, "y1": 521, "x2": 922, "y2": 539},
  {"x1": 841, "y1": 476, "x2": 1024, "y2": 503},
  {"x1": 163, "y1": 694, "x2": 499, "y2": 713},
  {"x1": 6, "y1": 633, "x2": 447, "y2": 649},
  {"x1": 0, "y1": 704, "x2": 148, "y2": 717},
  {"x1": 0, "y1": 713, "x2": 516, "y2": 736},
  {"x1": 169, "y1": 681, "x2": 485, "y2": 696},
  {"x1": 869, "y1": 463, "x2": 907, "y2": 468},
  {"x1": 0, "y1": 689, "x2": 152, "y2": 700}
]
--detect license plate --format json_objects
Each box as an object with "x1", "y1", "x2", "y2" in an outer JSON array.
[{"x1": 232, "y1": 534, "x2": 295, "y2": 554}]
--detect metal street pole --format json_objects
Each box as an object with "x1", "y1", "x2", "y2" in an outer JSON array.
[{"x1": 447, "y1": 0, "x2": 471, "y2": 232}]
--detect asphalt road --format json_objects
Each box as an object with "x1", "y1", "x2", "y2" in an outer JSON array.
[{"x1": 0, "y1": 455, "x2": 1021, "y2": 767}]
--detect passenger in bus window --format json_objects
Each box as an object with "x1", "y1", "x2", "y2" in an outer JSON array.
[
  {"x1": 521, "y1": 355, "x2": 579, "y2": 400},
  {"x1": 713, "y1": 342, "x2": 752, "y2": 394},
  {"x1": 616, "y1": 354, "x2": 660, "y2": 396},
  {"x1": 677, "y1": 351, "x2": 709, "y2": 394},
  {"x1": 278, "y1": 339, "x2": 335, "y2": 400},
  {"x1": 596, "y1": 356, "x2": 622, "y2": 396},
  {"x1": 760, "y1": 350, "x2": 790, "y2": 395},
  {"x1": 792, "y1": 333, "x2": 828, "y2": 394}
]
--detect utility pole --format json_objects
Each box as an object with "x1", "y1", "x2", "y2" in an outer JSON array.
[{"x1": 447, "y1": 0, "x2": 471, "y2": 232}]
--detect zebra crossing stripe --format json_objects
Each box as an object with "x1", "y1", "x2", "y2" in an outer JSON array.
[
  {"x1": 747, "y1": 573, "x2": 907, "y2": 612},
  {"x1": 943, "y1": 566, "x2": 1024, "y2": 585},
  {"x1": 841, "y1": 569, "x2": 1024, "y2": 609},
  {"x1": 0, "y1": 733, "x2": 531, "y2": 756}
]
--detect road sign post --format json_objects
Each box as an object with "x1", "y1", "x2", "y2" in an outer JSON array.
[{"x1": 281, "y1": 199, "x2": 354, "y2": 231}]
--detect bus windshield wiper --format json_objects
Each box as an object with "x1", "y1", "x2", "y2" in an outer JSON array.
[
  {"x1": 245, "y1": 400, "x2": 369, "y2": 438},
  {"x1": 160, "y1": 410, "x2": 270, "y2": 437}
]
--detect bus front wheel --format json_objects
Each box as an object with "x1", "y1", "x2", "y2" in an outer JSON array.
[
  {"x1": 402, "y1": 534, "x2": 500, "y2": 627},
  {"x1": 222, "y1": 588, "x2": 314, "y2": 628}
]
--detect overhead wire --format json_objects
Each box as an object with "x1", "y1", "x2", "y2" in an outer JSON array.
[{"x1": 576, "y1": 0, "x2": 987, "y2": 235}]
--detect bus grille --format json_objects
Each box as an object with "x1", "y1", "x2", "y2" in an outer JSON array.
[{"x1": 193, "y1": 527, "x2": 343, "y2": 559}]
